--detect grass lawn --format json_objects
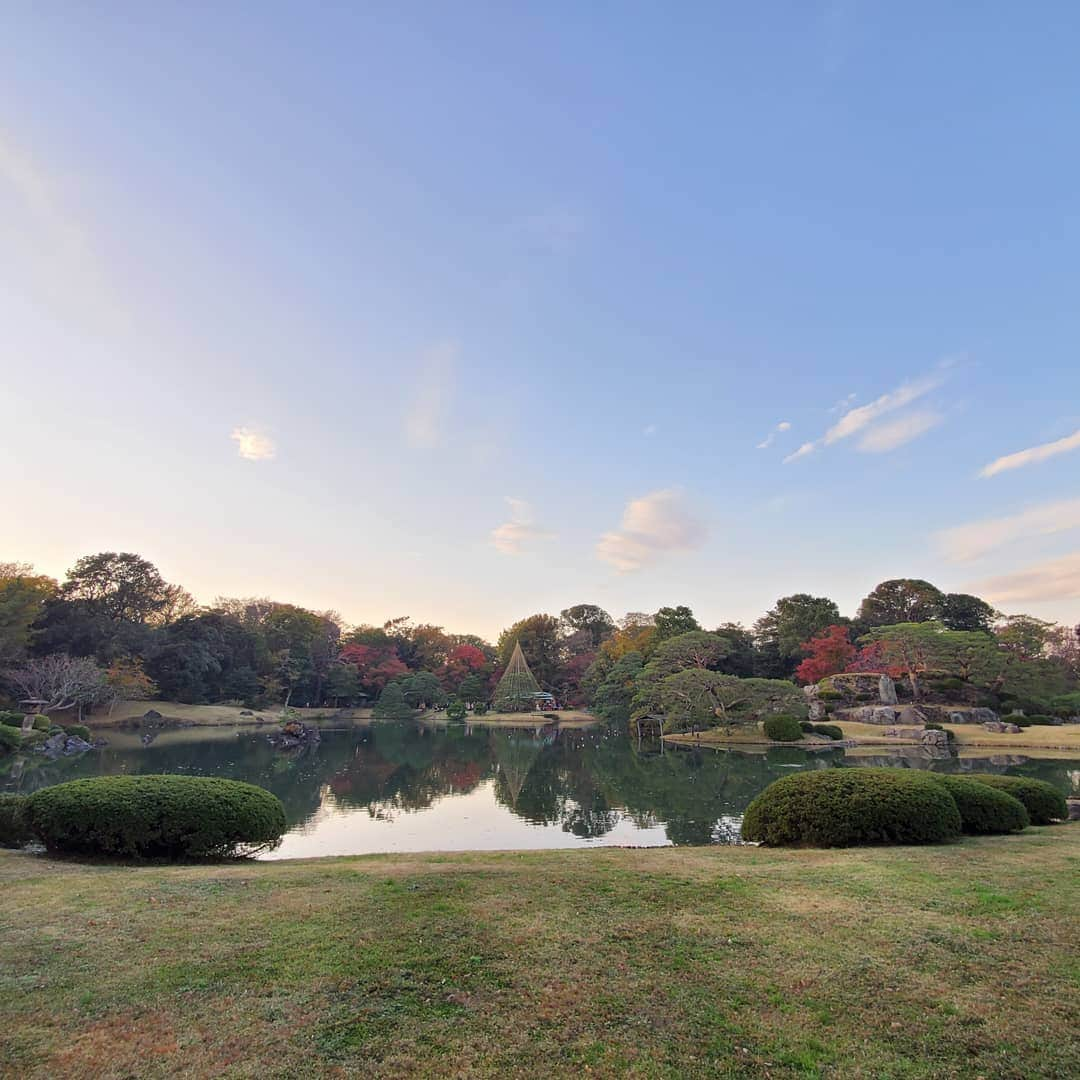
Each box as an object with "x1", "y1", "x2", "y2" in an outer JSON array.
[{"x1": 1, "y1": 830, "x2": 1077, "y2": 1078}]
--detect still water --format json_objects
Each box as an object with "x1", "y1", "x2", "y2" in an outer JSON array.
[{"x1": 3, "y1": 720, "x2": 1077, "y2": 858}]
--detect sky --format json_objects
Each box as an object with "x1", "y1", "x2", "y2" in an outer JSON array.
[{"x1": 3, "y1": 3, "x2": 1080, "y2": 641}]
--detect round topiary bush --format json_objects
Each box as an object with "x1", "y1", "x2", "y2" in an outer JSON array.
[
  {"x1": 962, "y1": 774, "x2": 1067, "y2": 825},
  {"x1": 741, "y1": 768, "x2": 962, "y2": 847},
  {"x1": 0, "y1": 794, "x2": 32, "y2": 846},
  {"x1": 763, "y1": 715, "x2": 804, "y2": 742},
  {"x1": 64, "y1": 724, "x2": 92, "y2": 741},
  {"x1": 926, "y1": 776, "x2": 1028, "y2": 834},
  {"x1": 444, "y1": 700, "x2": 466, "y2": 721},
  {"x1": 24, "y1": 775, "x2": 287, "y2": 859},
  {"x1": 32, "y1": 716, "x2": 51, "y2": 733},
  {"x1": 0, "y1": 726, "x2": 22, "y2": 752},
  {"x1": 810, "y1": 723, "x2": 844, "y2": 740}
]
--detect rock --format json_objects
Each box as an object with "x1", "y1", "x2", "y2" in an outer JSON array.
[
  {"x1": 983, "y1": 721, "x2": 1006, "y2": 733},
  {"x1": 884, "y1": 727, "x2": 926, "y2": 740},
  {"x1": 920, "y1": 729, "x2": 950, "y2": 748},
  {"x1": 268, "y1": 720, "x2": 321, "y2": 750},
  {"x1": 1066, "y1": 798, "x2": 1080, "y2": 822},
  {"x1": 239, "y1": 709, "x2": 253, "y2": 716},
  {"x1": 808, "y1": 700, "x2": 827, "y2": 721},
  {"x1": 39, "y1": 733, "x2": 95, "y2": 758},
  {"x1": 820, "y1": 673, "x2": 896, "y2": 704},
  {"x1": 1003, "y1": 723, "x2": 1021, "y2": 734},
  {"x1": 142, "y1": 709, "x2": 164, "y2": 724}
]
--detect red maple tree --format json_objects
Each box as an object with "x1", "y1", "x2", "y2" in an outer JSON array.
[{"x1": 794, "y1": 625, "x2": 856, "y2": 684}]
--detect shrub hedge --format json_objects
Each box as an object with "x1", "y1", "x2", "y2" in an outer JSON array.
[
  {"x1": 64, "y1": 724, "x2": 92, "y2": 741},
  {"x1": 0, "y1": 794, "x2": 31, "y2": 846},
  {"x1": 763, "y1": 715, "x2": 804, "y2": 742},
  {"x1": 0, "y1": 710, "x2": 24, "y2": 728},
  {"x1": 962, "y1": 774, "x2": 1067, "y2": 825},
  {"x1": 741, "y1": 768, "x2": 962, "y2": 847},
  {"x1": 809, "y1": 723, "x2": 844, "y2": 740},
  {"x1": 24, "y1": 775, "x2": 287, "y2": 859},
  {"x1": 0, "y1": 726, "x2": 22, "y2": 752},
  {"x1": 926, "y1": 776, "x2": 1028, "y2": 835},
  {"x1": 32, "y1": 716, "x2": 51, "y2": 733}
]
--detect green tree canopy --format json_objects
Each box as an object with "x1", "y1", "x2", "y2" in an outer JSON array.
[{"x1": 857, "y1": 579, "x2": 944, "y2": 627}]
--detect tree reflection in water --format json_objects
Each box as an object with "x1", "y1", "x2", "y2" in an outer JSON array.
[{"x1": 3, "y1": 720, "x2": 1077, "y2": 850}]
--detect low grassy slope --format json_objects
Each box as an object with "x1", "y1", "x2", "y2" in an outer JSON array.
[{"x1": 1, "y1": 831, "x2": 1078, "y2": 1078}]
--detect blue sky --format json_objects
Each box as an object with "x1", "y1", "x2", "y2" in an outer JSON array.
[{"x1": 3, "y1": 3, "x2": 1079, "y2": 639}]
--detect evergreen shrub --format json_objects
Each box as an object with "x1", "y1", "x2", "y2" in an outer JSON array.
[
  {"x1": 741, "y1": 768, "x2": 962, "y2": 847},
  {"x1": 962, "y1": 774, "x2": 1067, "y2": 825},
  {"x1": 926, "y1": 776, "x2": 1028, "y2": 834},
  {"x1": 24, "y1": 775, "x2": 287, "y2": 859},
  {"x1": 763, "y1": 715, "x2": 804, "y2": 742}
]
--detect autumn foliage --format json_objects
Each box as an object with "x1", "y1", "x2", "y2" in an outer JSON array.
[{"x1": 794, "y1": 625, "x2": 856, "y2": 684}]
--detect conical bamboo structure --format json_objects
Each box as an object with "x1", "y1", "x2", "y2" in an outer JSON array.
[{"x1": 493, "y1": 640, "x2": 541, "y2": 712}]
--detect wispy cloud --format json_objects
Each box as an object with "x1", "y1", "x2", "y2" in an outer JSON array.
[
  {"x1": 756, "y1": 420, "x2": 792, "y2": 449},
  {"x1": 643, "y1": 424, "x2": 657, "y2": 437},
  {"x1": 969, "y1": 550, "x2": 1080, "y2": 605},
  {"x1": 937, "y1": 497, "x2": 1080, "y2": 562},
  {"x1": 0, "y1": 128, "x2": 123, "y2": 329},
  {"x1": 979, "y1": 427, "x2": 1080, "y2": 479},
  {"x1": 231, "y1": 426, "x2": 276, "y2": 461},
  {"x1": 597, "y1": 489, "x2": 707, "y2": 572},
  {"x1": 491, "y1": 497, "x2": 552, "y2": 555},
  {"x1": 829, "y1": 392, "x2": 857, "y2": 414},
  {"x1": 784, "y1": 372, "x2": 944, "y2": 463},
  {"x1": 405, "y1": 341, "x2": 457, "y2": 449},
  {"x1": 858, "y1": 410, "x2": 943, "y2": 453}
]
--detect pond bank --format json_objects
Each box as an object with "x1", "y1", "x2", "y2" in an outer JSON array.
[
  {"x1": 1, "y1": 829, "x2": 1077, "y2": 1077},
  {"x1": 667, "y1": 719, "x2": 1080, "y2": 752}
]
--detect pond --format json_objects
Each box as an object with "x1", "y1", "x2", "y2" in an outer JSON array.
[{"x1": 3, "y1": 720, "x2": 1077, "y2": 857}]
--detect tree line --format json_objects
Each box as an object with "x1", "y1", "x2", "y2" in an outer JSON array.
[{"x1": 1, "y1": 555, "x2": 1077, "y2": 723}]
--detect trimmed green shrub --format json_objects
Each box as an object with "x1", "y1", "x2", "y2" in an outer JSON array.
[
  {"x1": 741, "y1": 768, "x2": 962, "y2": 847},
  {"x1": 444, "y1": 700, "x2": 467, "y2": 721},
  {"x1": 0, "y1": 726, "x2": 22, "y2": 752},
  {"x1": 763, "y1": 715, "x2": 804, "y2": 742},
  {"x1": 926, "y1": 776, "x2": 1028, "y2": 835},
  {"x1": 472, "y1": 703, "x2": 489, "y2": 716},
  {"x1": 1015, "y1": 715, "x2": 1056, "y2": 727},
  {"x1": 0, "y1": 794, "x2": 31, "y2": 846},
  {"x1": 798, "y1": 720, "x2": 814, "y2": 733},
  {"x1": 32, "y1": 716, "x2": 51, "y2": 733},
  {"x1": 962, "y1": 774, "x2": 1067, "y2": 825},
  {"x1": 0, "y1": 711, "x2": 25, "y2": 728},
  {"x1": 809, "y1": 723, "x2": 844, "y2": 740},
  {"x1": 24, "y1": 775, "x2": 287, "y2": 859},
  {"x1": 64, "y1": 724, "x2": 92, "y2": 741},
  {"x1": 816, "y1": 688, "x2": 842, "y2": 701}
]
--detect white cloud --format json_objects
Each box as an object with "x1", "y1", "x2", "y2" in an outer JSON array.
[
  {"x1": 937, "y1": 497, "x2": 1080, "y2": 562},
  {"x1": 969, "y1": 550, "x2": 1080, "y2": 605},
  {"x1": 757, "y1": 419, "x2": 792, "y2": 449},
  {"x1": 231, "y1": 426, "x2": 276, "y2": 461},
  {"x1": 979, "y1": 427, "x2": 1080, "y2": 478},
  {"x1": 824, "y1": 375, "x2": 942, "y2": 445},
  {"x1": 829, "y1": 392, "x2": 857, "y2": 413},
  {"x1": 405, "y1": 341, "x2": 457, "y2": 449},
  {"x1": 491, "y1": 497, "x2": 551, "y2": 555},
  {"x1": 857, "y1": 410, "x2": 943, "y2": 453},
  {"x1": 783, "y1": 441, "x2": 817, "y2": 464},
  {"x1": 784, "y1": 373, "x2": 944, "y2": 463},
  {"x1": 596, "y1": 489, "x2": 707, "y2": 572}
]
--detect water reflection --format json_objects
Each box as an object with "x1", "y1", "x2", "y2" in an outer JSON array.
[{"x1": 2, "y1": 720, "x2": 1077, "y2": 857}]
